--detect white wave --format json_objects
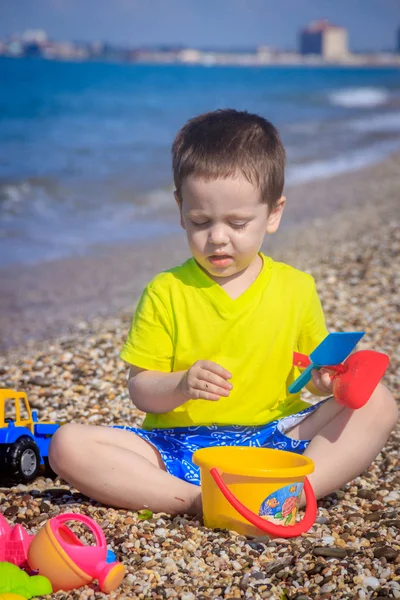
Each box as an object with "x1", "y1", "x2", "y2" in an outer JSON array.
[
  {"x1": 349, "y1": 112, "x2": 400, "y2": 133},
  {"x1": 328, "y1": 87, "x2": 390, "y2": 108},
  {"x1": 287, "y1": 139, "x2": 400, "y2": 186},
  {"x1": 142, "y1": 187, "x2": 174, "y2": 211},
  {"x1": 0, "y1": 182, "x2": 32, "y2": 217}
]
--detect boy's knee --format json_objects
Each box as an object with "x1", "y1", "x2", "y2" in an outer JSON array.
[
  {"x1": 368, "y1": 384, "x2": 398, "y2": 432},
  {"x1": 49, "y1": 423, "x2": 82, "y2": 475}
]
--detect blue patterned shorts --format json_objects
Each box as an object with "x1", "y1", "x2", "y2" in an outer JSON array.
[{"x1": 116, "y1": 401, "x2": 326, "y2": 486}]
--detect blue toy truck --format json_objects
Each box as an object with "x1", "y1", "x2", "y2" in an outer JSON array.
[{"x1": 0, "y1": 388, "x2": 60, "y2": 482}]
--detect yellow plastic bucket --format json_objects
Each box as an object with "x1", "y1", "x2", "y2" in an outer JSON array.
[{"x1": 193, "y1": 446, "x2": 317, "y2": 538}]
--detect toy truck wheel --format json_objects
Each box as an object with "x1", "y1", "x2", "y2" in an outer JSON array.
[{"x1": 6, "y1": 436, "x2": 40, "y2": 482}]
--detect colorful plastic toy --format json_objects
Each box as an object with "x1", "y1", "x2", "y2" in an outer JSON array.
[
  {"x1": 28, "y1": 513, "x2": 126, "y2": 593},
  {"x1": 289, "y1": 332, "x2": 365, "y2": 393},
  {"x1": 0, "y1": 562, "x2": 52, "y2": 599},
  {"x1": 289, "y1": 332, "x2": 390, "y2": 409},
  {"x1": 0, "y1": 389, "x2": 60, "y2": 482},
  {"x1": 0, "y1": 514, "x2": 33, "y2": 569},
  {"x1": 193, "y1": 446, "x2": 317, "y2": 538},
  {"x1": 0, "y1": 512, "x2": 125, "y2": 594}
]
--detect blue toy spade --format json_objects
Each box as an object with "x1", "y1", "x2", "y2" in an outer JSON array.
[{"x1": 288, "y1": 331, "x2": 365, "y2": 394}]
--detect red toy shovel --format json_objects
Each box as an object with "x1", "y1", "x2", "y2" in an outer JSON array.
[
  {"x1": 332, "y1": 350, "x2": 390, "y2": 409},
  {"x1": 293, "y1": 349, "x2": 390, "y2": 409}
]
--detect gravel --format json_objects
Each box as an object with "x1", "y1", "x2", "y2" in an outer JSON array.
[{"x1": 0, "y1": 158, "x2": 399, "y2": 599}]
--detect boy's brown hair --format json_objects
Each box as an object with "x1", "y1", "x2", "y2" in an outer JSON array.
[{"x1": 172, "y1": 109, "x2": 285, "y2": 211}]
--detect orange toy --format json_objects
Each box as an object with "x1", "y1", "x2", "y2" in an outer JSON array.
[{"x1": 28, "y1": 514, "x2": 125, "y2": 593}]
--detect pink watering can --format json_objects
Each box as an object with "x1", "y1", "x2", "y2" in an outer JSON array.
[{"x1": 27, "y1": 513, "x2": 125, "y2": 593}]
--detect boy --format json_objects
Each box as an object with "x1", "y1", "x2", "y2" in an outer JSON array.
[{"x1": 49, "y1": 110, "x2": 397, "y2": 517}]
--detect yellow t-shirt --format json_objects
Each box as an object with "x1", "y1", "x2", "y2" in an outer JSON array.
[{"x1": 120, "y1": 254, "x2": 328, "y2": 429}]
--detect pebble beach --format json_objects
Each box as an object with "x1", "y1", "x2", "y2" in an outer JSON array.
[{"x1": 0, "y1": 154, "x2": 399, "y2": 599}]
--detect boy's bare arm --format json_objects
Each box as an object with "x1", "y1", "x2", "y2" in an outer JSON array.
[
  {"x1": 127, "y1": 361, "x2": 232, "y2": 414},
  {"x1": 128, "y1": 366, "x2": 188, "y2": 413}
]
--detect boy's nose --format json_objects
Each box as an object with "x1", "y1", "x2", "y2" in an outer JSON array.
[{"x1": 208, "y1": 225, "x2": 228, "y2": 245}]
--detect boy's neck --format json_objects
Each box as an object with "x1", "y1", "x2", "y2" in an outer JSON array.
[{"x1": 209, "y1": 254, "x2": 263, "y2": 300}]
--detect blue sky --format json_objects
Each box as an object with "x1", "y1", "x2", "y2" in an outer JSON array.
[{"x1": 1, "y1": 0, "x2": 400, "y2": 51}]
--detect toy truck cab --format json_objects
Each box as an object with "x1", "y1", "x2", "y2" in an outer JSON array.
[{"x1": 0, "y1": 388, "x2": 60, "y2": 482}]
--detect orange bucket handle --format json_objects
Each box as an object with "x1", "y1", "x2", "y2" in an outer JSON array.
[{"x1": 210, "y1": 468, "x2": 317, "y2": 538}]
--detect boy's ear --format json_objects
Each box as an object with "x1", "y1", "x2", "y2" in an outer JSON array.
[
  {"x1": 266, "y1": 196, "x2": 286, "y2": 234},
  {"x1": 174, "y1": 190, "x2": 186, "y2": 230}
]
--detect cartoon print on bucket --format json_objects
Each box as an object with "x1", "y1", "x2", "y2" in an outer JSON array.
[{"x1": 259, "y1": 483, "x2": 303, "y2": 526}]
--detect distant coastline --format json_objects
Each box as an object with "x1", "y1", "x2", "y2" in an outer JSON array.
[
  {"x1": 1, "y1": 49, "x2": 400, "y2": 68},
  {"x1": 1, "y1": 33, "x2": 400, "y2": 67}
]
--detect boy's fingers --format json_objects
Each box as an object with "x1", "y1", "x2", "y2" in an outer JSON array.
[
  {"x1": 311, "y1": 369, "x2": 332, "y2": 391},
  {"x1": 193, "y1": 386, "x2": 224, "y2": 401},
  {"x1": 199, "y1": 394, "x2": 221, "y2": 401},
  {"x1": 320, "y1": 368, "x2": 336, "y2": 380},
  {"x1": 201, "y1": 360, "x2": 232, "y2": 380},
  {"x1": 199, "y1": 380, "x2": 231, "y2": 397},
  {"x1": 200, "y1": 371, "x2": 233, "y2": 391},
  {"x1": 320, "y1": 372, "x2": 333, "y2": 387},
  {"x1": 311, "y1": 370, "x2": 321, "y2": 383}
]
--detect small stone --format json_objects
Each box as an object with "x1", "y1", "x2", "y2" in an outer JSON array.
[
  {"x1": 361, "y1": 576, "x2": 380, "y2": 590},
  {"x1": 313, "y1": 547, "x2": 348, "y2": 558},
  {"x1": 357, "y1": 489, "x2": 375, "y2": 500},
  {"x1": 247, "y1": 541, "x2": 267, "y2": 553},
  {"x1": 373, "y1": 546, "x2": 398, "y2": 561},
  {"x1": 4, "y1": 506, "x2": 19, "y2": 517},
  {"x1": 251, "y1": 571, "x2": 266, "y2": 580},
  {"x1": 250, "y1": 534, "x2": 271, "y2": 544},
  {"x1": 264, "y1": 557, "x2": 293, "y2": 575},
  {"x1": 316, "y1": 516, "x2": 329, "y2": 524},
  {"x1": 28, "y1": 376, "x2": 52, "y2": 387},
  {"x1": 381, "y1": 520, "x2": 400, "y2": 529},
  {"x1": 383, "y1": 491, "x2": 400, "y2": 503},
  {"x1": 40, "y1": 501, "x2": 51, "y2": 513},
  {"x1": 321, "y1": 536, "x2": 335, "y2": 545},
  {"x1": 239, "y1": 573, "x2": 250, "y2": 590},
  {"x1": 45, "y1": 488, "x2": 70, "y2": 498},
  {"x1": 365, "y1": 512, "x2": 383, "y2": 521}
]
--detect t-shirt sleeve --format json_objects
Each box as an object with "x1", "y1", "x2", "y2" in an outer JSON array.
[
  {"x1": 120, "y1": 285, "x2": 174, "y2": 372},
  {"x1": 297, "y1": 277, "x2": 329, "y2": 356}
]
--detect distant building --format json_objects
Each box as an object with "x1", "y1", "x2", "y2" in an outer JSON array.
[
  {"x1": 179, "y1": 48, "x2": 202, "y2": 64},
  {"x1": 299, "y1": 20, "x2": 348, "y2": 60},
  {"x1": 20, "y1": 29, "x2": 48, "y2": 44}
]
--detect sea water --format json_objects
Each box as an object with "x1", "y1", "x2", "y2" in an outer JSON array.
[{"x1": 1, "y1": 58, "x2": 399, "y2": 266}]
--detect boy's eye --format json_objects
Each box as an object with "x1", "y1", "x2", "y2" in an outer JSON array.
[
  {"x1": 230, "y1": 222, "x2": 248, "y2": 230},
  {"x1": 191, "y1": 220, "x2": 210, "y2": 227}
]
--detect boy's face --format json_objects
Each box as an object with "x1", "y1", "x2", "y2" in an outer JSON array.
[{"x1": 176, "y1": 174, "x2": 285, "y2": 281}]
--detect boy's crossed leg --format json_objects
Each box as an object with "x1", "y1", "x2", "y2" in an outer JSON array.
[
  {"x1": 49, "y1": 384, "x2": 397, "y2": 519},
  {"x1": 49, "y1": 425, "x2": 202, "y2": 516},
  {"x1": 285, "y1": 384, "x2": 398, "y2": 502}
]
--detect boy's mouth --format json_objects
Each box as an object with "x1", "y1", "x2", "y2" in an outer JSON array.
[{"x1": 208, "y1": 254, "x2": 233, "y2": 267}]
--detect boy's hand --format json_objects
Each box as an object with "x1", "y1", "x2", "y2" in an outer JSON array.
[
  {"x1": 179, "y1": 360, "x2": 233, "y2": 401},
  {"x1": 310, "y1": 368, "x2": 334, "y2": 396}
]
